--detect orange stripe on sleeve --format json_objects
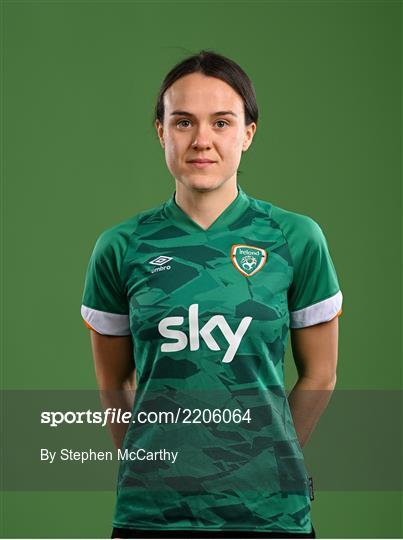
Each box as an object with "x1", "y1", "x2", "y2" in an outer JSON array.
[{"x1": 83, "y1": 319, "x2": 95, "y2": 331}]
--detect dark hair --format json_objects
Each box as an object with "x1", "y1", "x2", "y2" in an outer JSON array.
[{"x1": 154, "y1": 50, "x2": 258, "y2": 126}]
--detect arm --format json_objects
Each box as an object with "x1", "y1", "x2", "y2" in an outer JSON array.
[
  {"x1": 287, "y1": 315, "x2": 339, "y2": 448},
  {"x1": 90, "y1": 330, "x2": 135, "y2": 450}
]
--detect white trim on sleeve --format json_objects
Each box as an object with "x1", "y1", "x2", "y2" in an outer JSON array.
[
  {"x1": 290, "y1": 290, "x2": 343, "y2": 329},
  {"x1": 81, "y1": 305, "x2": 130, "y2": 336}
]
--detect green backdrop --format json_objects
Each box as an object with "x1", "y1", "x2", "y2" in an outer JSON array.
[{"x1": 1, "y1": 0, "x2": 401, "y2": 538}]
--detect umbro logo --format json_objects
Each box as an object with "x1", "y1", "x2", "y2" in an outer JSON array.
[
  {"x1": 149, "y1": 255, "x2": 172, "y2": 274},
  {"x1": 149, "y1": 256, "x2": 173, "y2": 266}
]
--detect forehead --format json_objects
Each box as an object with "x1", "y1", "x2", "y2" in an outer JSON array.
[{"x1": 163, "y1": 73, "x2": 244, "y2": 114}]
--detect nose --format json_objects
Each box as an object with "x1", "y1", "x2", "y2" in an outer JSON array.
[{"x1": 191, "y1": 124, "x2": 212, "y2": 149}]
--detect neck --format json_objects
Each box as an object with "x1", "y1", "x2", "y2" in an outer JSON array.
[{"x1": 175, "y1": 179, "x2": 239, "y2": 230}]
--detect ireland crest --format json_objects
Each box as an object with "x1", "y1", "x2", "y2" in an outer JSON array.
[{"x1": 231, "y1": 244, "x2": 267, "y2": 277}]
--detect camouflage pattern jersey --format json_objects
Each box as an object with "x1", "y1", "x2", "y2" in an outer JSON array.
[{"x1": 81, "y1": 185, "x2": 342, "y2": 534}]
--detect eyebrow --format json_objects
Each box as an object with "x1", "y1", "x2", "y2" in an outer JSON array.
[{"x1": 170, "y1": 110, "x2": 238, "y2": 118}]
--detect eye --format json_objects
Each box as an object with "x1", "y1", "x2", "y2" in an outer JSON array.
[
  {"x1": 177, "y1": 119, "x2": 192, "y2": 128},
  {"x1": 215, "y1": 120, "x2": 229, "y2": 128}
]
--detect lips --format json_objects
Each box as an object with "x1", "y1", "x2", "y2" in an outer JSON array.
[
  {"x1": 187, "y1": 159, "x2": 216, "y2": 163},
  {"x1": 187, "y1": 159, "x2": 216, "y2": 169}
]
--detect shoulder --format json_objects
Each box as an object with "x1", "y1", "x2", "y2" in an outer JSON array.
[
  {"x1": 93, "y1": 202, "x2": 166, "y2": 255},
  {"x1": 247, "y1": 194, "x2": 324, "y2": 244},
  {"x1": 270, "y1": 204, "x2": 323, "y2": 241}
]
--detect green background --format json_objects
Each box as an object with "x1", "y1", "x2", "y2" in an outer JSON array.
[{"x1": 1, "y1": 0, "x2": 401, "y2": 537}]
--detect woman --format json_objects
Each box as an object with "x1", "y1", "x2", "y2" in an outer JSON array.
[{"x1": 81, "y1": 50, "x2": 342, "y2": 539}]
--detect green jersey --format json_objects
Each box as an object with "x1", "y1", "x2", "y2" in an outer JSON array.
[{"x1": 81, "y1": 186, "x2": 342, "y2": 534}]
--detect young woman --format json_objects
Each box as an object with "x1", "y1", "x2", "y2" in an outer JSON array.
[{"x1": 81, "y1": 50, "x2": 342, "y2": 539}]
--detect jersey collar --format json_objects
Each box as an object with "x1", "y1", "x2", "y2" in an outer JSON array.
[{"x1": 164, "y1": 185, "x2": 250, "y2": 234}]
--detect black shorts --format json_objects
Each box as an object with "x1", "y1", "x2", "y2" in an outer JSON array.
[{"x1": 111, "y1": 525, "x2": 316, "y2": 538}]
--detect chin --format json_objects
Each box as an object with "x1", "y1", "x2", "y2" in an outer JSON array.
[{"x1": 181, "y1": 175, "x2": 227, "y2": 192}]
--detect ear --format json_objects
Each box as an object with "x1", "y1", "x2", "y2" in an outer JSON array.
[
  {"x1": 242, "y1": 122, "x2": 257, "y2": 152},
  {"x1": 155, "y1": 120, "x2": 165, "y2": 149}
]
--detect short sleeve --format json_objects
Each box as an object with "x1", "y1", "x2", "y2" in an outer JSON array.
[
  {"x1": 287, "y1": 217, "x2": 342, "y2": 328},
  {"x1": 81, "y1": 227, "x2": 130, "y2": 336},
  {"x1": 270, "y1": 206, "x2": 343, "y2": 329}
]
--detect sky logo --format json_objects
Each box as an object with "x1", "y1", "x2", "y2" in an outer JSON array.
[{"x1": 158, "y1": 304, "x2": 252, "y2": 363}]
